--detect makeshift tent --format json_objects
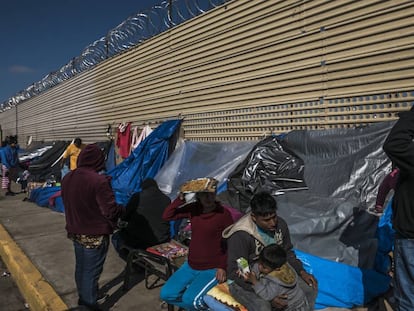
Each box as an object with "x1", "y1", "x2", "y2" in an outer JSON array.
[
  {"x1": 23, "y1": 140, "x2": 114, "y2": 182},
  {"x1": 155, "y1": 121, "x2": 395, "y2": 309},
  {"x1": 155, "y1": 139, "x2": 257, "y2": 198},
  {"x1": 21, "y1": 119, "x2": 395, "y2": 308},
  {"x1": 109, "y1": 119, "x2": 182, "y2": 206},
  {"x1": 18, "y1": 141, "x2": 53, "y2": 165},
  {"x1": 20, "y1": 141, "x2": 69, "y2": 182},
  {"x1": 155, "y1": 139, "x2": 258, "y2": 239},
  {"x1": 262, "y1": 122, "x2": 393, "y2": 269},
  {"x1": 225, "y1": 135, "x2": 309, "y2": 213},
  {"x1": 25, "y1": 140, "x2": 115, "y2": 213}
]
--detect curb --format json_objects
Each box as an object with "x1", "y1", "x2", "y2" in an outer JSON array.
[{"x1": 0, "y1": 223, "x2": 68, "y2": 311}]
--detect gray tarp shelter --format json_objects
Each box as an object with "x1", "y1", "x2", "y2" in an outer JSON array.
[{"x1": 155, "y1": 121, "x2": 394, "y2": 309}]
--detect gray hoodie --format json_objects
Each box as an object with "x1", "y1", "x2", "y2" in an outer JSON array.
[
  {"x1": 222, "y1": 213, "x2": 305, "y2": 290},
  {"x1": 251, "y1": 262, "x2": 309, "y2": 311}
]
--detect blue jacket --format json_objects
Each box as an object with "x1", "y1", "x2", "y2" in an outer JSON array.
[{"x1": 0, "y1": 145, "x2": 19, "y2": 169}]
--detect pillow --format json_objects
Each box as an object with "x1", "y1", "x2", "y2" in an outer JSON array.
[{"x1": 204, "y1": 283, "x2": 248, "y2": 311}]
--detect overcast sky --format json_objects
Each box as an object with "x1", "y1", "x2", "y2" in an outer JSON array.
[{"x1": 0, "y1": 0, "x2": 162, "y2": 104}]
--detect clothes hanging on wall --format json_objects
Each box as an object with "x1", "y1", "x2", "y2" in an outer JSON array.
[
  {"x1": 130, "y1": 126, "x2": 140, "y2": 151},
  {"x1": 131, "y1": 125, "x2": 153, "y2": 151},
  {"x1": 116, "y1": 122, "x2": 131, "y2": 159}
]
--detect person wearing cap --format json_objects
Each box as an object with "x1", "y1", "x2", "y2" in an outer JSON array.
[
  {"x1": 160, "y1": 178, "x2": 234, "y2": 311},
  {"x1": 61, "y1": 144, "x2": 123, "y2": 310},
  {"x1": 222, "y1": 191, "x2": 318, "y2": 311},
  {"x1": 61, "y1": 137, "x2": 85, "y2": 171}
]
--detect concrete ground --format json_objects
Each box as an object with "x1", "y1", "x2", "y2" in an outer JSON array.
[
  {"x1": 0, "y1": 256, "x2": 29, "y2": 311},
  {"x1": 0, "y1": 183, "x2": 394, "y2": 311},
  {"x1": 0, "y1": 185, "x2": 163, "y2": 311}
]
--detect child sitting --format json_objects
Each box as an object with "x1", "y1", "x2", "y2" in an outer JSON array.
[
  {"x1": 160, "y1": 178, "x2": 234, "y2": 310},
  {"x1": 240, "y1": 244, "x2": 310, "y2": 311}
]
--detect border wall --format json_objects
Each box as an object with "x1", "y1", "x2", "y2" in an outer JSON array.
[{"x1": 0, "y1": 0, "x2": 413, "y2": 145}]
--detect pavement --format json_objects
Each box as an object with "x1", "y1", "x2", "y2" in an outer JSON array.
[
  {"x1": 0, "y1": 183, "x2": 394, "y2": 311},
  {"x1": 0, "y1": 256, "x2": 28, "y2": 311},
  {"x1": 0, "y1": 183, "x2": 163, "y2": 311}
]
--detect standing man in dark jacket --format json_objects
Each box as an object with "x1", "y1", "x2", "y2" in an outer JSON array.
[
  {"x1": 62, "y1": 144, "x2": 123, "y2": 310},
  {"x1": 383, "y1": 107, "x2": 414, "y2": 311},
  {"x1": 111, "y1": 178, "x2": 171, "y2": 259},
  {"x1": 223, "y1": 191, "x2": 318, "y2": 311}
]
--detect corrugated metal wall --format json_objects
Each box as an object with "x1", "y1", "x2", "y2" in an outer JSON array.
[{"x1": 1, "y1": 0, "x2": 413, "y2": 145}]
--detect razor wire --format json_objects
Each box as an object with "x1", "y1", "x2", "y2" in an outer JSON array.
[{"x1": 1, "y1": 0, "x2": 230, "y2": 112}]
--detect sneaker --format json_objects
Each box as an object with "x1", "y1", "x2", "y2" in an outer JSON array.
[{"x1": 97, "y1": 293, "x2": 109, "y2": 304}]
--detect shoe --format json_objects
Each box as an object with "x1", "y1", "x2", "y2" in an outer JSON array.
[
  {"x1": 5, "y1": 192, "x2": 16, "y2": 196},
  {"x1": 78, "y1": 299, "x2": 104, "y2": 311},
  {"x1": 97, "y1": 293, "x2": 109, "y2": 304}
]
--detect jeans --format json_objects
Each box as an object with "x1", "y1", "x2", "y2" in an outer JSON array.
[
  {"x1": 111, "y1": 231, "x2": 124, "y2": 253},
  {"x1": 111, "y1": 231, "x2": 129, "y2": 260},
  {"x1": 73, "y1": 237, "x2": 109, "y2": 309},
  {"x1": 394, "y1": 238, "x2": 414, "y2": 311}
]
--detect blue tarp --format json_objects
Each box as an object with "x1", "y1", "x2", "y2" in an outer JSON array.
[
  {"x1": 52, "y1": 196, "x2": 65, "y2": 213},
  {"x1": 26, "y1": 121, "x2": 181, "y2": 210},
  {"x1": 108, "y1": 119, "x2": 182, "y2": 205},
  {"x1": 296, "y1": 249, "x2": 391, "y2": 309},
  {"x1": 374, "y1": 199, "x2": 395, "y2": 275},
  {"x1": 29, "y1": 186, "x2": 61, "y2": 207},
  {"x1": 105, "y1": 140, "x2": 116, "y2": 172}
]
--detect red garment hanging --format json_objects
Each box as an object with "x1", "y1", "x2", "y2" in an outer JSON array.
[{"x1": 116, "y1": 122, "x2": 132, "y2": 158}]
